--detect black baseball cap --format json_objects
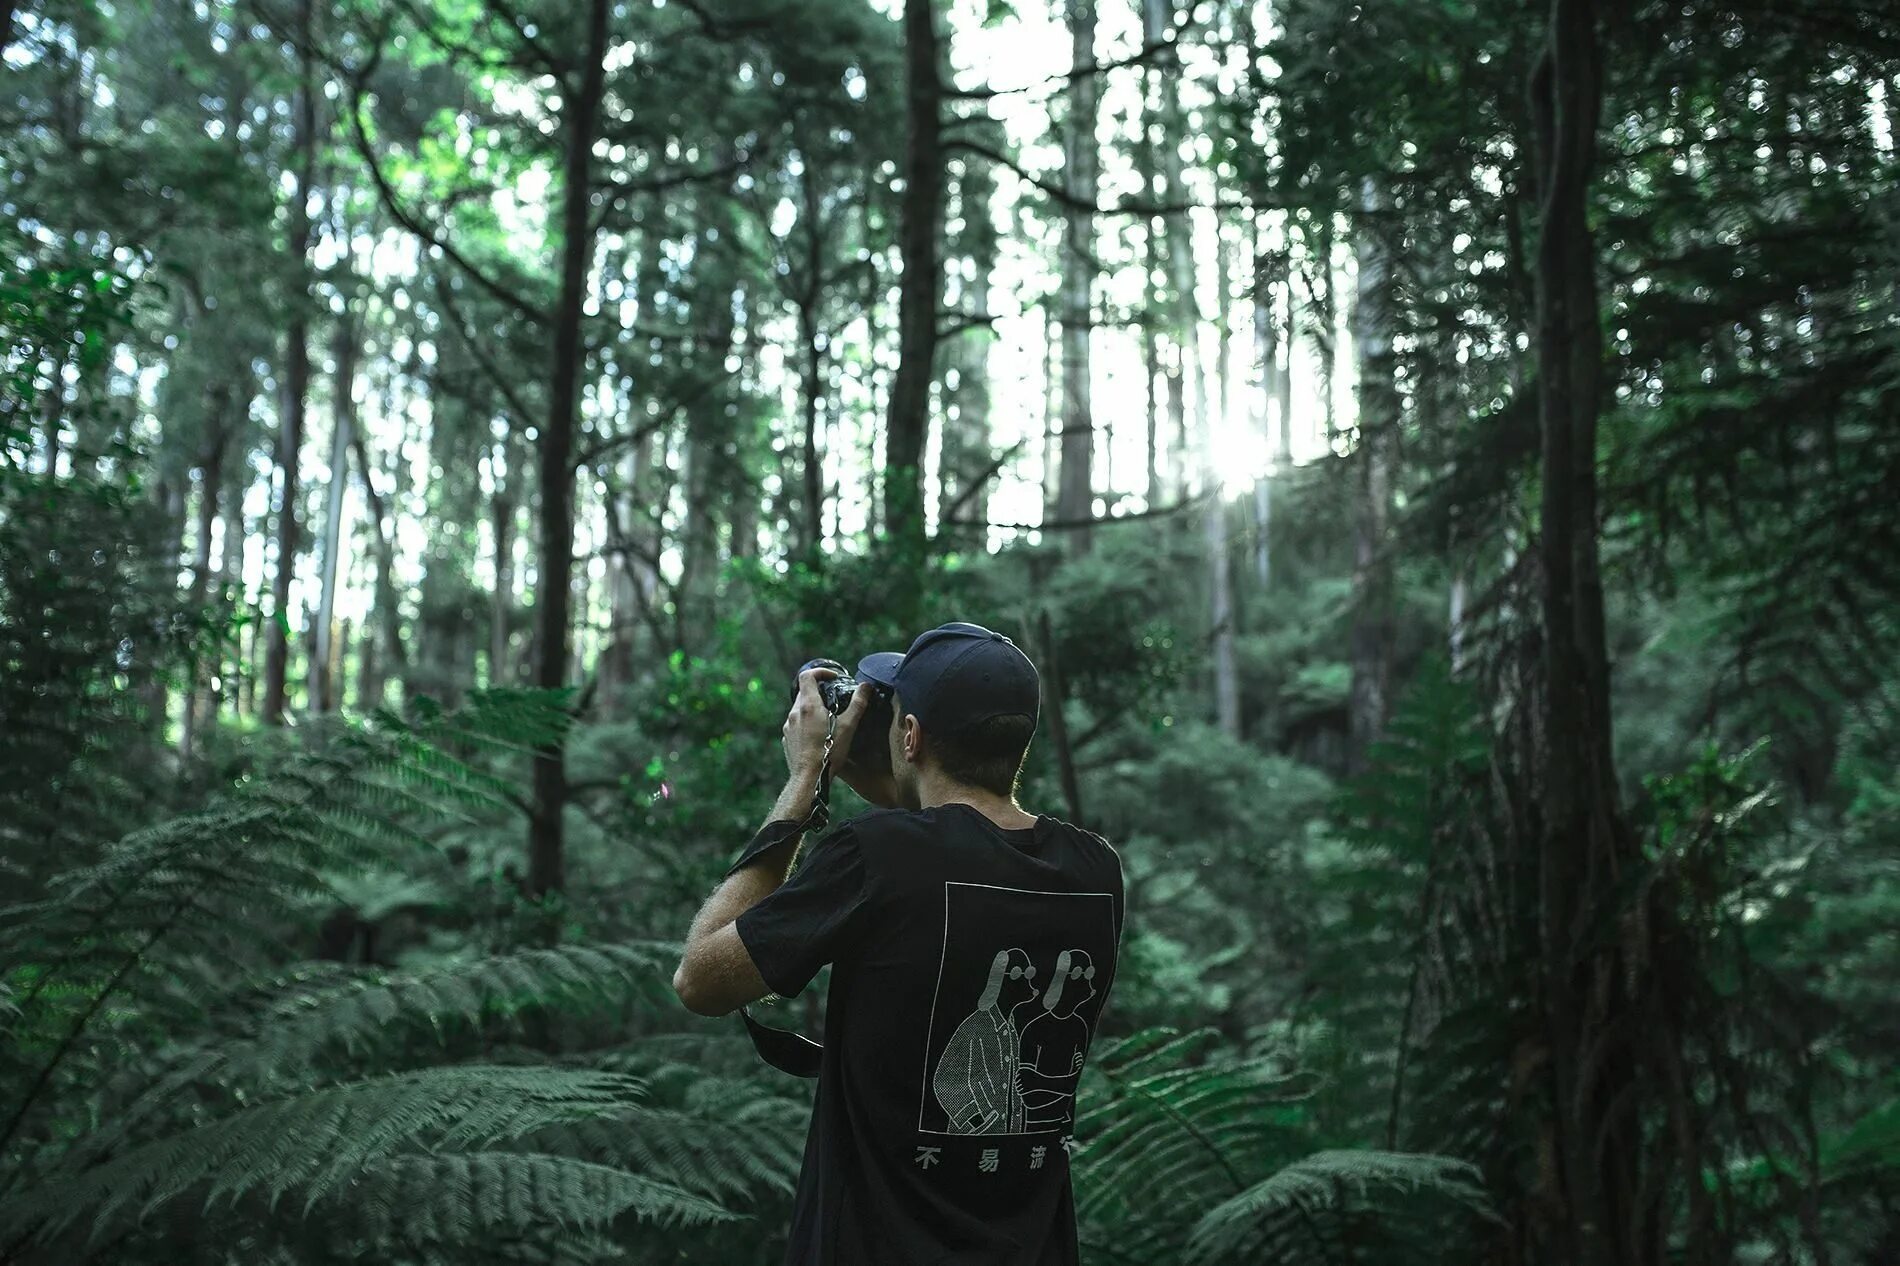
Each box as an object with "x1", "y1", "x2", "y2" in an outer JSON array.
[{"x1": 857, "y1": 622, "x2": 1040, "y2": 735}]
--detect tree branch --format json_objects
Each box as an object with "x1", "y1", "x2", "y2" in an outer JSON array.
[
  {"x1": 939, "y1": 438, "x2": 1029, "y2": 525},
  {"x1": 430, "y1": 272, "x2": 539, "y2": 425},
  {"x1": 948, "y1": 492, "x2": 1210, "y2": 533},
  {"x1": 341, "y1": 55, "x2": 549, "y2": 327},
  {"x1": 946, "y1": 138, "x2": 1253, "y2": 217}
]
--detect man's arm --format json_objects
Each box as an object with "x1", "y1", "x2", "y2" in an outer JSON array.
[
  {"x1": 671, "y1": 764, "x2": 823, "y2": 1017},
  {"x1": 672, "y1": 668, "x2": 871, "y2": 1017}
]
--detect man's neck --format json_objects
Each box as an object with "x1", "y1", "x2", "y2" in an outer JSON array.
[{"x1": 914, "y1": 773, "x2": 1036, "y2": 830}]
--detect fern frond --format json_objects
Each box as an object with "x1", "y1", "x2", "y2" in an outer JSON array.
[
  {"x1": 1, "y1": 1066, "x2": 644, "y2": 1244},
  {"x1": 345, "y1": 1152, "x2": 734, "y2": 1242},
  {"x1": 1183, "y1": 1150, "x2": 1497, "y2": 1265}
]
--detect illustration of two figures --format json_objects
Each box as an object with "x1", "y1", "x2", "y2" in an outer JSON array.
[{"x1": 932, "y1": 948, "x2": 1097, "y2": 1135}]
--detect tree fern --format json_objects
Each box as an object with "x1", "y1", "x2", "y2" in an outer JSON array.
[
  {"x1": 1073, "y1": 1027, "x2": 1493, "y2": 1265},
  {"x1": 0, "y1": 696, "x2": 803, "y2": 1263}
]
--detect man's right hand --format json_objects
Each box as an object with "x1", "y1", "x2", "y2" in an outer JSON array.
[{"x1": 836, "y1": 688, "x2": 902, "y2": 808}]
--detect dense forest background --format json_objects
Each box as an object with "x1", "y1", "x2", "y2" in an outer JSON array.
[{"x1": 4, "y1": 0, "x2": 1898, "y2": 1262}]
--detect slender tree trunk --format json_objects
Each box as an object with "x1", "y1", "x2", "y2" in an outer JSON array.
[
  {"x1": 1252, "y1": 217, "x2": 1277, "y2": 584},
  {"x1": 799, "y1": 279, "x2": 825, "y2": 556},
  {"x1": 1036, "y1": 606, "x2": 1085, "y2": 824},
  {"x1": 678, "y1": 271, "x2": 735, "y2": 644},
  {"x1": 215, "y1": 461, "x2": 246, "y2": 722},
  {"x1": 1313, "y1": 217, "x2": 1339, "y2": 449},
  {"x1": 1530, "y1": 5, "x2": 1646, "y2": 1263},
  {"x1": 489, "y1": 434, "x2": 516, "y2": 687},
  {"x1": 939, "y1": 156, "x2": 996, "y2": 538},
  {"x1": 1148, "y1": 0, "x2": 1201, "y2": 508},
  {"x1": 1041, "y1": 309, "x2": 1060, "y2": 521},
  {"x1": 142, "y1": 476, "x2": 187, "y2": 732},
  {"x1": 884, "y1": 0, "x2": 943, "y2": 550},
  {"x1": 1346, "y1": 175, "x2": 1396, "y2": 772},
  {"x1": 1205, "y1": 223, "x2": 1239, "y2": 735},
  {"x1": 1139, "y1": 25, "x2": 1162, "y2": 505},
  {"x1": 178, "y1": 395, "x2": 230, "y2": 759},
  {"x1": 1056, "y1": 0, "x2": 1099, "y2": 549},
  {"x1": 313, "y1": 312, "x2": 356, "y2": 712},
  {"x1": 263, "y1": 0, "x2": 318, "y2": 726},
  {"x1": 349, "y1": 425, "x2": 408, "y2": 707},
  {"x1": 528, "y1": 0, "x2": 610, "y2": 898}
]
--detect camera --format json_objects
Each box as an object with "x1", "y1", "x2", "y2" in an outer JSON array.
[
  {"x1": 800, "y1": 658, "x2": 862, "y2": 715},
  {"x1": 794, "y1": 658, "x2": 893, "y2": 772}
]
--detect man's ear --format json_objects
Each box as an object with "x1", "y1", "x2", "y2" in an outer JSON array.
[{"x1": 901, "y1": 715, "x2": 921, "y2": 765}]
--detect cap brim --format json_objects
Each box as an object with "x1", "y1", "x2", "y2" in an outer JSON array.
[{"x1": 856, "y1": 651, "x2": 904, "y2": 687}]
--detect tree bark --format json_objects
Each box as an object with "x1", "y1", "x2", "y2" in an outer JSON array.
[
  {"x1": 1530, "y1": 4, "x2": 1646, "y2": 1263},
  {"x1": 527, "y1": 0, "x2": 610, "y2": 899},
  {"x1": 312, "y1": 311, "x2": 356, "y2": 713},
  {"x1": 349, "y1": 425, "x2": 408, "y2": 708},
  {"x1": 178, "y1": 391, "x2": 230, "y2": 759},
  {"x1": 677, "y1": 271, "x2": 734, "y2": 646},
  {"x1": 263, "y1": 0, "x2": 319, "y2": 726},
  {"x1": 1041, "y1": 310, "x2": 1059, "y2": 521},
  {"x1": 1036, "y1": 607, "x2": 1085, "y2": 825},
  {"x1": 489, "y1": 432, "x2": 517, "y2": 687},
  {"x1": 1251, "y1": 216, "x2": 1277, "y2": 584},
  {"x1": 798, "y1": 233, "x2": 827, "y2": 557},
  {"x1": 939, "y1": 156, "x2": 997, "y2": 541},
  {"x1": 1208, "y1": 226, "x2": 1239, "y2": 737},
  {"x1": 884, "y1": 0, "x2": 943, "y2": 550},
  {"x1": 1346, "y1": 175, "x2": 1396, "y2": 772},
  {"x1": 1055, "y1": 0, "x2": 1100, "y2": 550}
]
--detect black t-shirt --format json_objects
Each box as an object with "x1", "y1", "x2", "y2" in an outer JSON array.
[{"x1": 735, "y1": 803, "x2": 1125, "y2": 1266}]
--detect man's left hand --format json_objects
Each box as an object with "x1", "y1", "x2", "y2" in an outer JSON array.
[{"x1": 782, "y1": 664, "x2": 872, "y2": 780}]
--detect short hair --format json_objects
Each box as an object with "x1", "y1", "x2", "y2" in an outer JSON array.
[{"x1": 929, "y1": 714, "x2": 1035, "y2": 797}]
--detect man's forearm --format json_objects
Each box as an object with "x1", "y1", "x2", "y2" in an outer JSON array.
[{"x1": 684, "y1": 760, "x2": 824, "y2": 945}]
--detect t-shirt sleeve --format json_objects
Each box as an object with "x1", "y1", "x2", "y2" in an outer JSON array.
[{"x1": 733, "y1": 825, "x2": 870, "y2": 999}]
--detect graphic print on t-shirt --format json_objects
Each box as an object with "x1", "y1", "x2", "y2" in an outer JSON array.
[{"x1": 917, "y1": 883, "x2": 1117, "y2": 1137}]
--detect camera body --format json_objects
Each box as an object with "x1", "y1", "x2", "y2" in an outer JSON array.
[{"x1": 794, "y1": 658, "x2": 893, "y2": 773}]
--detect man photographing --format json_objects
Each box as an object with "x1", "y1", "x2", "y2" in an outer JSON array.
[{"x1": 673, "y1": 622, "x2": 1125, "y2": 1266}]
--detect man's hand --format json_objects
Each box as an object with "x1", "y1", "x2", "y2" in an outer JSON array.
[{"x1": 782, "y1": 664, "x2": 872, "y2": 780}]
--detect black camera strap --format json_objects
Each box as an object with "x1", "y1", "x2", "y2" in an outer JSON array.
[{"x1": 724, "y1": 714, "x2": 839, "y2": 1079}]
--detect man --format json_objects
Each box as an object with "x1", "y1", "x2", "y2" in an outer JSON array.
[{"x1": 673, "y1": 621, "x2": 1125, "y2": 1266}]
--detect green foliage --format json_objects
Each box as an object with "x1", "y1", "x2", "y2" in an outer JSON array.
[
  {"x1": 1184, "y1": 1150, "x2": 1496, "y2": 1266},
  {"x1": 1073, "y1": 1028, "x2": 1495, "y2": 1265},
  {"x1": 0, "y1": 696, "x2": 800, "y2": 1264}
]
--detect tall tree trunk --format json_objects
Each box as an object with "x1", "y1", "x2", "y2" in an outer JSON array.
[
  {"x1": 489, "y1": 432, "x2": 517, "y2": 687},
  {"x1": 1041, "y1": 309, "x2": 1059, "y2": 521},
  {"x1": 215, "y1": 460, "x2": 246, "y2": 722},
  {"x1": 1139, "y1": 22, "x2": 1163, "y2": 504},
  {"x1": 1313, "y1": 217, "x2": 1339, "y2": 448},
  {"x1": 1530, "y1": 5, "x2": 1645, "y2": 1262},
  {"x1": 884, "y1": 0, "x2": 943, "y2": 550},
  {"x1": 527, "y1": 0, "x2": 610, "y2": 899},
  {"x1": 349, "y1": 425, "x2": 408, "y2": 708},
  {"x1": 1251, "y1": 216, "x2": 1277, "y2": 584},
  {"x1": 798, "y1": 265, "x2": 826, "y2": 557},
  {"x1": 939, "y1": 156, "x2": 996, "y2": 538},
  {"x1": 142, "y1": 475, "x2": 187, "y2": 732},
  {"x1": 178, "y1": 392, "x2": 230, "y2": 759},
  {"x1": 1151, "y1": 0, "x2": 1198, "y2": 503},
  {"x1": 678, "y1": 273, "x2": 735, "y2": 645},
  {"x1": 312, "y1": 312, "x2": 356, "y2": 713},
  {"x1": 1205, "y1": 222, "x2": 1239, "y2": 735},
  {"x1": 1056, "y1": 0, "x2": 1099, "y2": 548},
  {"x1": 1346, "y1": 175, "x2": 1396, "y2": 772},
  {"x1": 263, "y1": 0, "x2": 319, "y2": 726}
]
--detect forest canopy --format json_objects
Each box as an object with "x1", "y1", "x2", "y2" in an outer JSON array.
[{"x1": 3, "y1": 0, "x2": 1897, "y2": 1263}]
